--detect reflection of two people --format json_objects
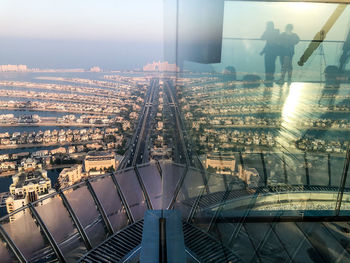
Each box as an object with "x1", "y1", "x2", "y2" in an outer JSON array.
[{"x1": 261, "y1": 21, "x2": 300, "y2": 85}]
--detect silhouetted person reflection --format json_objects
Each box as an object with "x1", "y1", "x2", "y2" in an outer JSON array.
[
  {"x1": 278, "y1": 24, "x2": 300, "y2": 84},
  {"x1": 260, "y1": 21, "x2": 280, "y2": 85}
]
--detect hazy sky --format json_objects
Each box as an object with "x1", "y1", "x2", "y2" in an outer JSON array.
[
  {"x1": 223, "y1": 2, "x2": 350, "y2": 40},
  {"x1": 0, "y1": 0, "x2": 163, "y2": 41},
  {"x1": 0, "y1": 0, "x2": 164, "y2": 69},
  {"x1": 0, "y1": 1, "x2": 349, "y2": 70},
  {"x1": 220, "y1": 2, "x2": 350, "y2": 77}
]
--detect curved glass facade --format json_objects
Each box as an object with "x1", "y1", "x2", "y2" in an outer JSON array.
[{"x1": 0, "y1": 0, "x2": 350, "y2": 262}]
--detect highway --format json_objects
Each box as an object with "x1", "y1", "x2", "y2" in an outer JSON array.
[
  {"x1": 119, "y1": 79, "x2": 159, "y2": 169},
  {"x1": 119, "y1": 78, "x2": 201, "y2": 169},
  {"x1": 163, "y1": 80, "x2": 208, "y2": 170},
  {"x1": 163, "y1": 81, "x2": 191, "y2": 166}
]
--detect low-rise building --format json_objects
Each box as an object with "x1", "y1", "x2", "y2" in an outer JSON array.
[
  {"x1": 12, "y1": 152, "x2": 30, "y2": 160},
  {"x1": 58, "y1": 164, "x2": 85, "y2": 189},
  {"x1": 237, "y1": 164, "x2": 260, "y2": 187},
  {"x1": 76, "y1": 145, "x2": 85, "y2": 152},
  {"x1": 33, "y1": 150, "x2": 49, "y2": 157},
  {"x1": 68, "y1": 146, "x2": 76, "y2": 154},
  {"x1": 84, "y1": 151, "x2": 117, "y2": 174},
  {"x1": 0, "y1": 154, "x2": 9, "y2": 161},
  {"x1": 0, "y1": 161, "x2": 16, "y2": 171},
  {"x1": 50, "y1": 147, "x2": 66, "y2": 155},
  {"x1": 205, "y1": 152, "x2": 236, "y2": 174}
]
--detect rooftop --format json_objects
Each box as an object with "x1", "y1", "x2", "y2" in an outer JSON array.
[{"x1": 14, "y1": 170, "x2": 48, "y2": 189}]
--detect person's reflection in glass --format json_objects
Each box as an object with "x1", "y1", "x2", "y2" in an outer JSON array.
[
  {"x1": 260, "y1": 21, "x2": 280, "y2": 86},
  {"x1": 278, "y1": 24, "x2": 300, "y2": 84}
]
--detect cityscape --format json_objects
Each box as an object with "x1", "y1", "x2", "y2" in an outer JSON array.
[
  {"x1": 0, "y1": 58, "x2": 349, "y2": 261},
  {"x1": 0, "y1": 0, "x2": 349, "y2": 262}
]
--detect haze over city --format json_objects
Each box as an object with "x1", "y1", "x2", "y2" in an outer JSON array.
[{"x1": 0, "y1": 1, "x2": 349, "y2": 262}]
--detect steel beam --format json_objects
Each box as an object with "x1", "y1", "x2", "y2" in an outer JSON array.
[
  {"x1": 110, "y1": 173, "x2": 135, "y2": 223},
  {"x1": 282, "y1": 153, "x2": 288, "y2": 184},
  {"x1": 328, "y1": 154, "x2": 332, "y2": 186},
  {"x1": 168, "y1": 166, "x2": 188, "y2": 209},
  {"x1": 28, "y1": 203, "x2": 66, "y2": 262},
  {"x1": 156, "y1": 160, "x2": 163, "y2": 179},
  {"x1": 58, "y1": 190, "x2": 92, "y2": 250},
  {"x1": 85, "y1": 180, "x2": 114, "y2": 235},
  {"x1": 335, "y1": 141, "x2": 350, "y2": 215},
  {"x1": 304, "y1": 152, "x2": 310, "y2": 185},
  {"x1": 134, "y1": 166, "x2": 153, "y2": 210},
  {"x1": 0, "y1": 225, "x2": 27, "y2": 263},
  {"x1": 260, "y1": 152, "x2": 268, "y2": 186}
]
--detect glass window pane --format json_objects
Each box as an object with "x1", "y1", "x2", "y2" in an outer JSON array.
[
  {"x1": 297, "y1": 222, "x2": 350, "y2": 262},
  {"x1": 273, "y1": 222, "x2": 323, "y2": 262},
  {"x1": 90, "y1": 175, "x2": 129, "y2": 231},
  {"x1": 174, "y1": 167, "x2": 206, "y2": 219},
  {"x1": 1, "y1": 208, "x2": 55, "y2": 262},
  {"x1": 207, "y1": 173, "x2": 226, "y2": 194},
  {"x1": 34, "y1": 194, "x2": 87, "y2": 261},
  {"x1": 308, "y1": 154, "x2": 330, "y2": 186},
  {"x1": 0, "y1": 235, "x2": 17, "y2": 263},
  {"x1": 161, "y1": 162, "x2": 186, "y2": 209},
  {"x1": 244, "y1": 222, "x2": 290, "y2": 262},
  {"x1": 114, "y1": 168, "x2": 148, "y2": 221},
  {"x1": 138, "y1": 163, "x2": 162, "y2": 209},
  {"x1": 63, "y1": 184, "x2": 107, "y2": 248}
]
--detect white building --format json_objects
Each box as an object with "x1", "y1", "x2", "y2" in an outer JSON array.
[{"x1": 6, "y1": 159, "x2": 55, "y2": 221}]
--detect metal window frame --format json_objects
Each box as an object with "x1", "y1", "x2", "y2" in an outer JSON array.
[
  {"x1": 28, "y1": 203, "x2": 67, "y2": 262},
  {"x1": 134, "y1": 166, "x2": 153, "y2": 210},
  {"x1": 85, "y1": 180, "x2": 114, "y2": 235},
  {"x1": 58, "y1": 190, "x2": 92, "y2": 250},
  {"x1": 168, "y1": 165, "x2": 189, "y2": 209},
  {"x1": 110, "y1": 173, "x2": 135, "y2": 223},
  {"x1": 335, "y1": 141, "x2": 350, "y2": 215},
  {"x1": 260, "y1": 152, "x2": 268, "y2": 186},
  {"x1": 0, "y1": 225, "x2": 27, "y2": 263}
]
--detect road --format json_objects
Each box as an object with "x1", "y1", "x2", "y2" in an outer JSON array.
[
  {"x1": 163, "y1": 80, "x2": 208, "y2": 170},
  {"x1": 118, "y1": 78, "x2": 202, "y2": 169},
  {"x1": 0, "y1": 140, "x2": 102, "y2": 150},
  {"x1": 163, "y1": 81, "x2": 191, "y2": 166},
  {"x1": 119, "y1": 78, "x2": 159, "y2": 169}
]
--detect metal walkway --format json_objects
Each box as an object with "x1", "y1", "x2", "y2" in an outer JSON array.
[
  {"x1": 183, "y1": 222, "x2": 241, "y2": 263},
  {"x1": 79, "y1": 221, "x2": 144, "y2": 263},
  {"x1": 79, "y1": 220, "x2": 241, "y2": 263}
]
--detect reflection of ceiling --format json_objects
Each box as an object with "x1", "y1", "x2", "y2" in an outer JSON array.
[
  {"x1": 79, "y1": 161, "x2": 350, "y2": 262},
  {"x1": 79, "y1": 220, "x2": 241, "y2": 263},
  {"x1": 3, "y1": 160, "x2": 350, "y2": 262}
]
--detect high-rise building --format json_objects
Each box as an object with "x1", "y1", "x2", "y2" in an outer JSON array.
[
  {"x1": 0, "y1": 64, "x2": 27, "y2": 72},
  {"x1": 143, "y1": 61, "x2": 179, "y2": 72},
  {"x1": 5, "y1": 158, "x2": 54, "y2": 221}
]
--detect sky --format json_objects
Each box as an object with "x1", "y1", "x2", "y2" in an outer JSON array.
[
  {"x1": 0, "y1": 0, "x2": 164, "y2": 69},
  {"x1": 223, "y1": 2, "x2": 350, "y2": 40},
  {"x1": 0, "y1": 1, "x2": 349, "y2": 71},
  {"x1": 0, "y1": 0, "x2": 163, "y2": 41},
  {"x1": 217, "y1": 2, "x2": 350, "y2": 77}
]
